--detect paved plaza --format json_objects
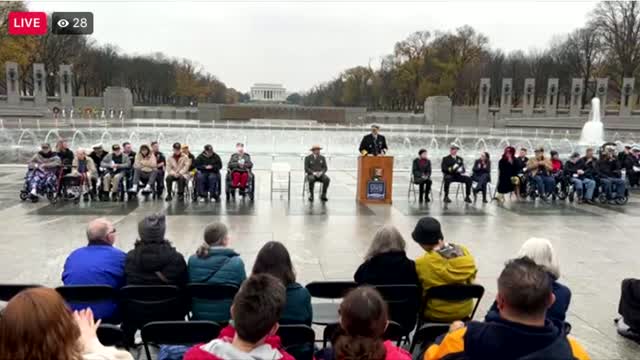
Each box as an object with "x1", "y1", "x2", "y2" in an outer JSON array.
[{"x1": 0, "y1": 166, "x2": 639, "y2": 359}]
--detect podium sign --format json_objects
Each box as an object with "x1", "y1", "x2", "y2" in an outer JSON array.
[
  {"x1": 357, "y1": 156, "x2": 394, "y2": 204},
  {"x1": 367, "y1": 180, "x2": 386, "y2": 200}
]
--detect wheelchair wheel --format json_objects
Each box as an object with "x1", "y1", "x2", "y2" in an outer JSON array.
[
  {"x1": 568, "y1": 191, "x2": 575, "y2": 203},
  {"x1": 616, "y1": 196, "x2": 629, "y2": 205},
  {"x1": 19, "y1": 191, "x2": 29, "y2": 201},
  {"x1": 556, "y1": 189, "x2": 568, "y2": 201},
  {"x1": 47, "y1": 192, "x2": 57, "y2": 204},
  {"x1": 30, "y1": 195, "x2": 39, "y2": 203},
  {"x1": 598, "y1": 193, "x2": 607, "y2": 204}
]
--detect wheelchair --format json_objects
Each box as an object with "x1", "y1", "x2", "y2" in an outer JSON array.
[
  {"x1": 225, "y1": 170, "x2": 255, "y2": 201},
  {"x1": 192, "y1": 171, "x2": 222, "y2": 202},
  {"x1": 596, "y1": 179, "x2": 629, "y2": 205},
  {"x1": 524, "y1": 174, "x2": 565, "y2": 201},
  {"x1": 19, "y1": 167, "x2": 64, "y2": 204},
  {"x1": 98, "y1": 169, "x2": 129, "y2": 202}
]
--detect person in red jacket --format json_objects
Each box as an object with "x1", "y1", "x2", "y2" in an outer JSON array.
[{"x1": 184, "y1": 274, "x2": 295, "y2": 360}]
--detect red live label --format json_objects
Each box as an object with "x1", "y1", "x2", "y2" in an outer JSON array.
[{"x1": 8, "y1": 12, "x2": 47, "y2": 35}]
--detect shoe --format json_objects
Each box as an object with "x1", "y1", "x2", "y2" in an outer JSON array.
[
  {"x1": 585, "y1": 199, "x2": 595, "y2": 205},
  {"x1": 308, "y1": 196, "x2": 314, "y2": 202},
  {"x1": 142, "y1": 185, "x2": 152, "y2": 193},
  {"x1": 130, "y1": 185, "x2": 138, "y2": 192},
  {"x1": 482, "y1": 196, "x2": 488, "y2": 203},
  {"x1": 30, "y1": 188, "x2": 37, "y2": 196},
  {"x1": 213, "y1": 195, "x2": 220, "y2": 202},
  {"x1": 111, "y1": 193, "x2": 118, "y2": 201},
  {"x1": 178, "y1": 193, "x2": 185, "y2": 201},
  {"x1": 418, "y1": 197, "x2": 424, "y2": 203},
  {"x1": 321, "y1": 196, "x2": 328, "y2": 202},
  {"x1": 444, "y1": 196, "x2": 452, "y2": 203},
  {"x1": 83, "y1": 193, "x2": 89, "y2": 201},
  {"x1": 425, "y1": 196, "x2": 431, "y2": 203},
  {"x1": 464, "y1": 196, "x2": 472, "y2": 203}
]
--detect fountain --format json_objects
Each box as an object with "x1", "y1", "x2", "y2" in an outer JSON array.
[{"x1": 579, "y1": 97, "x2": 604, "y2": 146}]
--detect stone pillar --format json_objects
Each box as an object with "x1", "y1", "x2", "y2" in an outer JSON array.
[
  {"x1": 500, "y1": 78, "x2": 513, "y2": 115},
  {"x1": 478, "y1": 78, "x2": 490, "y2": 126},
  {"x1": 424, "y1": 96, "x2": 452, "y2": 126},
  {"x1": 59, "y1": 64, "x2": 73, "y2": 107},
  {"x1": 545, "y1": 78, "x2": 559, "y2": 116},
  {"x1": 570, "y1": 78, "x2": 584, "y2": 116},
  {"x1": 596, "y1": 77, "x2": 608, "y2": 117},
  {"x1": 5, "y1": 62, "x2": 20, "y2": 104},
  {"x1": 620, "y1": 77, "x2": 635, "y2": 117},
  {"x1": 522, "y1": 78, "x2": 535, "y2": 116},
  {"x1": 32, "y1": 63, "x2": 47, "y2": 106}
]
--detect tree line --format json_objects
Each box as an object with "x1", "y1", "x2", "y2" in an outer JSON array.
[
  {"x1": 0, "y1": 1, "x2": 248, "y2": 106},
  {"x1": 298, "y1": 1, "x2": 640, "y2": 112}
]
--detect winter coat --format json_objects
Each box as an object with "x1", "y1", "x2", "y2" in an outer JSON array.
[
  {"x1": 195, "y1": 152, "x2": 223, "y2": 173},
  {"x1": 166, "y1": 153, "x2": 191, "y2": 177},
  {"x1": 358, "y1": 133, "x2": 388, "y2": 156},
  {"x1": 62, "y1": 243, "x2": 126, "y2": 321},
  {"x1": 125, "y1": 239, "x2": 188, "y2": 286},
  {"x1": 514, "y1": 156, "x2": 529, "y2": 174},
  {"x1": 100, "y1": 153, "x2": 131, "y2": 174},
  {"x1": 527, "y1": 157, "x2": 552, "y2": 176},
  {"x1": 415, "y1": 243, "x2": 477, "y2": 322},
  {"x1": 134, "y1": 152, "x2": 157, "y2": 172},
  {"x1": 228, "y1": 153, "x2": 253, "y2": 172},
  {"x1": 28, "y1": 151, "x2": 61, "y2": 170},
  {"x1": 619, "y1": 278, "x2": 640, "y2": 332},
  {"x1": 58, "y1": 148, "x2": 74, "y2": 168},
  {"x1": 551, "y1": 159, "x2": 563, "y2": 174},
  {"x1": 564, "y1": 160, "x2": 582, "y2": 178},
  {"x1": 579, "y1": 157, "x2": 598, "y2": 179},
  {"x1": 354, "y1": 251, "x2": 418, "y2": 286},
  {"x1": 472, "y1": 159, "x2": 491, "y2": 182},
  {"x1": 281, "y1": 283, "x2": 313, "y2": 325},
  {"x1": 597, "y1": 157, "x2": 622, "y2": 178},
  {"x1": 89, "y1": 150, "x2": 108, "y2": 173},
  {"x1": 72, "y1": 157, "x2": 97, "y2": 176},
  {"x1": 154, "y1": 151, "x2": 166, "y2": 170},
  {"x1": 187, "y1": 247, "x2": 246, "y2": 322},
  {"x1": 441, "y1": 155, "x2": 466, "y2": 176},
  {"x1": 424, "y1": 316, "x2": 589, "y2": 360},
  {"x1": 412, "y1": 158, "x2": 432, "y2": 181},
  {"x1": 497, "y1": 158, "x2": 519, "y2": 194},
  {"x1": 183, "y1": 325, "x2": 295, "y2": 360}
]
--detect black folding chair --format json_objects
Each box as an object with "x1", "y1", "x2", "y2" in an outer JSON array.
[
  {"x1": 0, "y1": 284, "x2": 42, "y2": 302},
  {"x1": 410, "y1": 323, "x2": 451, "y2": 358},
  {"x1": 410, "y1": 284, "x2": 485, "y2": 352},
  {"x1": 185, "y1": 283, "x2": 239, "y2": 323},
  {"x1": 56, "y1": 285, "x2": 119, "y2": 323},
  {"x1": 141, "y1": 321, "x2": 221, "y2": 360},
  {"x1": 374, "y1": 284, "x2": 420, "y2": 341},
  {"x1": 97, "y1": 324, "x2": 127, "y2": 349},
  {"x1": 278, "y1": 324, "x2": 316, "y2": 360},
  {"x1": 305, "y1": 281, "x2": 357, "y2": 325},
  {"x1": 120, "y1": 285, "x2": 188, "y2": 345}
]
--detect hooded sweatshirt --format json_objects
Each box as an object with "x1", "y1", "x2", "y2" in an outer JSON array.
[
  {"x1": 184, "y1": 325, "x2": 295, "y2": 360},
  {"x1": 425, "y1": 316, "x2": 590, "y2": 360},
  {"x1": 415, "y1": 243, "x2": 477, "y2": 322}
]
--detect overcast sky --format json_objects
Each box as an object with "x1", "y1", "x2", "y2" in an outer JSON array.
[{"x1": 27, "y1": 1, "x2": 598, "y2": 93}]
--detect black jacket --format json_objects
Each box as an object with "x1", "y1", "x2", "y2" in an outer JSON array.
[
  {"x1": 359, "y1": 134, "x2": 387, "y2": 156},
  {"x1": 304, "y1": 154, "x2": 328, "y2": 175},
  {"x1": 154, "y1": 151, "x2": 166, "y2": 170},
  {"x1": 125, "y1": 239, "x2": 188, "y2": 286},
  {"x1": 563, "y1": 160, "x2": 581, "y2": 178},
  {"x1": 514, "y1": 156, "x2": 529, "y2": 174},
  {"x1": 354, "y1": 251, "x2": 418, "y2": 286},
  {"x1": 578, "y1": 157, "x2": 597, "y2": 179},
  {"x1": 90, "y1": 151, "x2": 107, "y2": 174},
  {"x1": 619, "y1": 278, "x2": 640, "y2": 332},
  {"x1": 497, "y1": 158, "x2": 519, "y2": 194},
  {"x1": 58, "y1": 148, "x2": 74, "y2": 168},
  {"x1": 194, "y1": 152, "x2": 222, "y2": 173},
  {"x1": 472, "y1": 159, "x2": 491, "y2": 181},
  {"x1": 412, "y1": 158, "x2": 432, "y2": 180},
  {"x1": 442, "y1": 155, "x2": 466, "y2": 176},
  {"x1": 597, "y1": 157, "x2": 622, "y2": 178}
]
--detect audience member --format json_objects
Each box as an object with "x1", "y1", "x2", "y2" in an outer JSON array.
[
  {"x1": 0, "y1": 287, "x2": 133, "y2": 360},
  {"x1": 412, "y1": 148, "x2": 432, "y2": 203},
  {"x1": 413, "y1": 217, "x2": 477, "y2": 322},
  {"x1": 616, "y1": 278, "x2": 640, "y2": 342},
  {"x1": 471, "y1": 151, "x2": 491, "y2": 203},
  {"x1": 165, "y1": 142, "x2": 192, "y2": 201},
  {"x1": 496, "y1": 146, "x2": 520, "y2": 201},
  {"x1": 321, "y1": 287, "x2": 411, "y2": 360},
  {"x1": 183, "y1": 274, "x2": 295, "y2": 360},
  {"x1": 424, "y1": 257, "x2": 589, "y2": 360},
  {"x1": 527, "y1": 147, "x2": 554, "y2": 199},
  {"x1": 252, "y1": 241, "x2": 312, "y2": 325},
  {"x1": 188, "y1": 222, "x2": 246, "y2": 322},
  {"x1": 62, "y1": 218, "x2": 126, "y2": 323},
  {"x1": 130, "y1": 144, "x2": 158, "y2": 193},
  {"x1": 354, "y1": 225, "x2": 418, "y2": 286},
  {"x1": 485, "y1": 238, "x2": 571, "y2": 323},
  {"x1": 124, "y1": 214, "x2": 188, "y2": 286}
]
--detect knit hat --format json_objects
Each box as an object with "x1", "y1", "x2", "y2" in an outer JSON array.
[
  {"x1": 138, "y1": 213, "x2": 166, "y2": 242},
  {"x1": 412, "y1": 217, "x2": 443, "y2": 245}
]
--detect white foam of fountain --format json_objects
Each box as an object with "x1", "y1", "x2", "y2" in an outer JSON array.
[
  {"x1": 579, "y1": 97, "x2": 604, "y2": 146},
  {"x1": 44, "y1": 129, "x2": 60, "y2": 144}
]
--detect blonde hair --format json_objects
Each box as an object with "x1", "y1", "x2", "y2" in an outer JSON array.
[
  {"x1": 365, "y1": 225, "x2": 406, "y2": 260},
  {"x1": 517, "y1": 237, "x2": 560, "y2": 279}
]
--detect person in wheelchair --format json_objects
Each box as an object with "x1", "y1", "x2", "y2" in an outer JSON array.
[
  {"x1": 151, "y1": 141, "x2": 166, "y2": 197},
  {"x1": 68, "y1": 148, "x2": 98, "y2": 201},
  {"x1": 100, "y1": 144, "x2": 131, "y2": 201},
  {"x1": 305, "y1": 144, "x2": 330, "y2": 202},
  {"x1": 56, "y1": 139, "x2": 74, "y2": 176},
  {"x1": 565, "y1": 152, "x2": 596, "y2": 204},
  {"x1": 26, "y1": 143, "x2": 62, "y2": 199},
  {"x1": 165, "y1": 142, "x2": 192, "y2": 201},
  {"x1": 526, "y1": 147, "x2": 554, "y2": 200},
  {"x1": 89, "y1": 144, "x2": 108, "y2": 178},
  {"x1": 598, "y1": 145, "x2": 627, "y2": 204},
  {"x1": 471, "y1": 151, "x2": 491, "y2": 203},
  {"x1": 228, "y1": 142, "x2": 253, "y2": 196},
  {"x1": 441, "y1": 143, "x2": 472, "y2": 203},
  {"x1": 129, "y1": 144, "x2": 158, "y2": 195},
  {"x1": 550, "y1": 150, "x2": 565, "y2": 197},
  {"x1": 194, "y1": 144, "x2": 223, "y2": 202},
  {"x1": 626, "y1": 145, "x2": 640, "y2": 188},
  {"x1": 412, "y1": 149, "x2": 432, "y2": 203}
]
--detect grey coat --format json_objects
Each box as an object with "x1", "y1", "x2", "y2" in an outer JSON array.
[
  {"x1": 228, "y1": 153, "x2": 253, "y2": 172},
  {"x1": 304, "y1": 154, "x2": 327, "y2": 175}
]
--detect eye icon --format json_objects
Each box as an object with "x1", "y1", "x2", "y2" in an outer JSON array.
[{"x1": 57, "y1": 19, "x2": 70, "y2": 28}]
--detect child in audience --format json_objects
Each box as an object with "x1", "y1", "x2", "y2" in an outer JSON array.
[
  {"x1": 183, "y1": 274, "x2": 295, "y2": 360},
  {"x1": 319, "y1": 287, "x2": 411, "y2": 360},
  {"x1": 252, "y1": 241, "x2": 312, "y2": 325}
]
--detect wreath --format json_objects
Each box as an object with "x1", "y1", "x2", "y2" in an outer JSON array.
[{"x1": 52, "y1": 106, "x2": 61, "y2": 114}]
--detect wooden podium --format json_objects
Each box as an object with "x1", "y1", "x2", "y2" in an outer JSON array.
[{"x1": 356, "y1": 156, "x2": 394, "y2": 204}]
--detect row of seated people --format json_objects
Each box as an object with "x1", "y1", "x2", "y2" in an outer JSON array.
[{"x1": 24, "y1": 140, "x2": 254, "y2": 203}]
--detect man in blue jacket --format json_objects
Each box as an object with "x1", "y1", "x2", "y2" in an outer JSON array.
[{"x1": 62, "y1": 218, "x2": 126, "y2": 322}]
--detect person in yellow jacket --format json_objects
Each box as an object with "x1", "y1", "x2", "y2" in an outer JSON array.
[
  {"x1": 412, "y1": 216, "x2": 477, "y2": 322},
  {"x1": 424, "y1": 257, "x2": 590, "y2": 360}
]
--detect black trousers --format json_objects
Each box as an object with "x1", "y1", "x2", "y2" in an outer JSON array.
[
  {"x1": 444, "y1": 174, "x2": 472, "y2": 197},
  {"x1": 307, "y1": 174, "x2": 330, "y2": 197},
  {"x1": 472, "y1": 173, "x2": 490, "y2": 195},
  {"x1": 166, "y1": 174, "x2": 186, "y2": 195},
  {"x1": 414, "y1": 178, "x2": 432, "y2": 199}
]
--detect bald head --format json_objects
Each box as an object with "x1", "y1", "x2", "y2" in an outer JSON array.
[{"x1": 86, "y1": 218, "x2": 115, "y2": 245}]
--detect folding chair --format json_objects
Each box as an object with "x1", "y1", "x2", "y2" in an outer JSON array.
[
  {"x1": 141, "y1": 321, "x2": 221, "y2": 360},
  {"x1": 305, "y1": 281, "x2": 357, "y2": 325},
  {"x1": 56, "y1": 285, "x2": 119, "y2": 323},
  {"x1": 0, "y1": 284, "x2": 42, "y2": 302},
  {"x1": 374, "y1": 284, "x2": 421, "y2": 342},
  {"x1": 97, "y1": 324, "x2": 127, "y2": 349},
  {"x1": 185, "y1": 283, "x2": 239, "y2": 323},
  {"x1": 278, "y1": 324, "x2": 316, "y2": 360},
  {"x1": 302, "y1": 174, "x2": 324, "y2": 199},
  {"x1": 410, "y1": 323, "x2": 451, "y2": 357}
]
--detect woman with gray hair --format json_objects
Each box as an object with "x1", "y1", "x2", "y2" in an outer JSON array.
[
  {"x1": 485, "y1": 237, "x2": 572, "y2": 323},
  {"x1": 187, "y1": 222, "x2": 246, "y2": 322},
  {"x1": 353, "y1": 225, "x2": 418, "y2": 286}
]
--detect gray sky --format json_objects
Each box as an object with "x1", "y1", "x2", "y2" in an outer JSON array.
[{"x1": 29, "y1": 1, "x2": 598, "y2": 93}]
